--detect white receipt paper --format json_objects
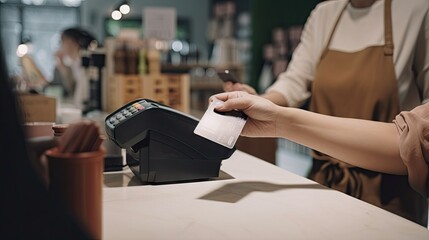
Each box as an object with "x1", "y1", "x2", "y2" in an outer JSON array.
[{"x1": 194, "y1": 99, "x2": 247, "y2": 149}]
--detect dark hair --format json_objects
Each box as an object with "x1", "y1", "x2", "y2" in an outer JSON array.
[
  {"x1": 0, "y1": 39, "x2": 89, "y2": 238},
  {"x1": 62, "y1": 27, "x2": 97, "y2": 49}
]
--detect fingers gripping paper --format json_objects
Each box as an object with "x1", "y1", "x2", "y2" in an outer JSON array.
[{"x1": 194, "y1": 100, "x2": 247, "y2": 149}]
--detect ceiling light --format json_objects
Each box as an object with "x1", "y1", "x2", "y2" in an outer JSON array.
[
  {"x1": 16, "y1": 44, "x2": 29, "y2": 57},
  {"x1": 171, "y1": 40, "x2": 183, "y2": 52},
  {"x1": 119, "y1": 4, "x2": 130, "y2": 14},
  {"x1": 111, "y1": 10, "x2": 122, "y2": 20}
]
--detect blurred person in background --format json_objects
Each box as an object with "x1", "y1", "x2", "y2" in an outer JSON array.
[{"x1": 52, "y1": 27, "x2": 96, "y2": 109}]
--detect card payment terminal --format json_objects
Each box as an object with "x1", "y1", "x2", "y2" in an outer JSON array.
[{"x1": 105, "y1": 99, "x2": 235, "y2": 183}]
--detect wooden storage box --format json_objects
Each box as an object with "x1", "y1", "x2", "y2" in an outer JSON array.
[
  {"x1": 107, "y1": 74, "x2": 189, "y2": 113},
  {"x1": 18, "y1": 93, "x2": 56, "y2": 122}
]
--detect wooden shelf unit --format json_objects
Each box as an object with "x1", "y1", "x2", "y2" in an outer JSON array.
[
  {"x1": 107, "y1": 74, "x2": 190, "y2": 114},
  {"x1": 104, "y1": 38, "x2": 190, "y2": 113}
]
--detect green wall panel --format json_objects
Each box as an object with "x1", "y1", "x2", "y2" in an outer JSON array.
[{"x1": 250, "y1": 0, "x2": 319, "y2": 91}]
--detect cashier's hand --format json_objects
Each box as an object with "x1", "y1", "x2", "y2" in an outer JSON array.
[
  {"x1": 223, "y1": 82, "x2": 257, "y2": 95},
  {"x1": 210, "y1": 91, "x2": 280, "y2": 137}
]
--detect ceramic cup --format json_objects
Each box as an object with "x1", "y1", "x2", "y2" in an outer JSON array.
[
  {"x1": 46, "y1": 148, "x2": 104, "y2": 239},
  {"x1": 24, "y1": 122, "x2": 54, "y2": 138},
  {"x1": 59, "y1": 107, "x2": 82, "y2": 124}
]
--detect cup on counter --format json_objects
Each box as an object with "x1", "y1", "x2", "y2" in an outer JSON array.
[
  {"x1": 52, "y1": 123, "x2": 69, "y2": 140},
  {"x1": 45, "y1": 148, "x2": 105, "y2": 239},
  {"x1": 24, "y1": 122, "x2": 54, "y2": 138},
  {"x1": 59, "y1": 107, "x2": 82, "y2": 124}
]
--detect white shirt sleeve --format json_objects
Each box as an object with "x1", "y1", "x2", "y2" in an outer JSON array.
[
  {"x1": 265, "y1": 7, "x2": 323, "y2": 108},
  {"x1": 414, "y1": 7, "x2": 429, "y2": 104}
]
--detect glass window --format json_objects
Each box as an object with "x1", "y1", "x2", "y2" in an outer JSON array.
[
  {"x1": 1, "y1": 5, "x2": 21, "y2": 75},
  {"x1": 0, "y1": 2, "x2": 79, "y2": 80}
]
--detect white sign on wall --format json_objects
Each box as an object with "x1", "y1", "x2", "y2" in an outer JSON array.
[{"x1": 143, "y1": 7, "x2": 177, "y2": 41}]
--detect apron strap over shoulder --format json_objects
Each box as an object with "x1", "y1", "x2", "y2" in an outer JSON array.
[
  {"x1": 324, "y1": 0, "x2": 394, "y2": 56},
  {"x1": 384, "y1": 0, "x2": 394, "y2": 56},
  {"x1": 322, "y1": 2, "x2": 349, "y2": 57}
]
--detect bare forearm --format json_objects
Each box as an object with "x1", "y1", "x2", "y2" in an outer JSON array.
[
  {"x1": 276, "y1": 107, "x2": 407, "y2": 175},
  {"x1": 261, "y1": 91, "x2": 289, "y2": 107}
]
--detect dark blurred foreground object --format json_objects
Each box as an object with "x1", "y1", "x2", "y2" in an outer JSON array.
[
  {"x1": 46, "y1": 121, "x2": 105, "y2": 239},
  {"x1": 0, "y1": 40, "x2": 90, "y2": 238}
]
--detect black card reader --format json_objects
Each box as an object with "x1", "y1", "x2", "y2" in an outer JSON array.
[{"x1": 105, "y1": 99, "x2": 235, "y2": 183}]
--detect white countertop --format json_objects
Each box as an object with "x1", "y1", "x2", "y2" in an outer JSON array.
[{"x1": 103, "y1": 151, "x2": 429, "y2": 240}]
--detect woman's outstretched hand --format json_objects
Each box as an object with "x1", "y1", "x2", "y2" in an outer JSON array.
[{"x1": 210, "y1": 91, "x2": 280, "y2": 137}]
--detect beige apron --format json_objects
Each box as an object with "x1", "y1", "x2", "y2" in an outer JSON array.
[{"x1": 308, "y1": 0, "x2": 427, "y2": 226}]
